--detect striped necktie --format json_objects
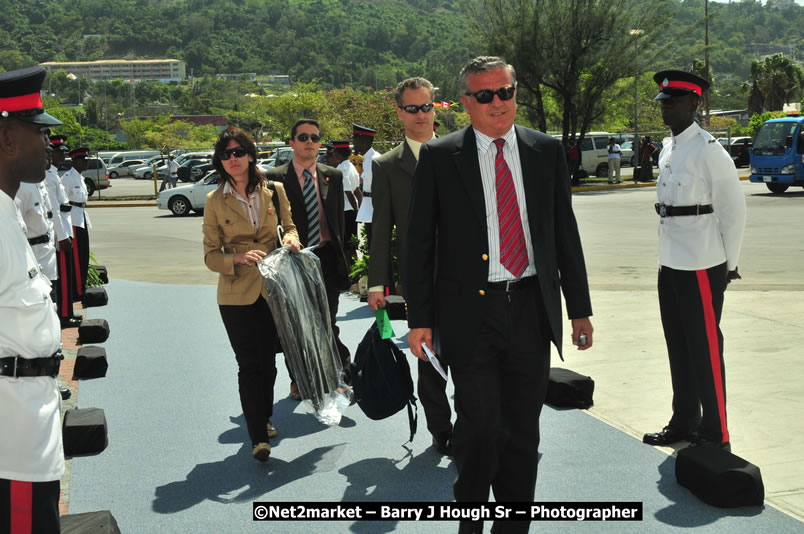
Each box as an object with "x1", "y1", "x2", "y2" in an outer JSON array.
[
  {"x1": 493, "y1": 138, "x2": 527, "y2": 278},
  {"x1": 302, "y1": 169, "x2": 320, "y2": 246}
]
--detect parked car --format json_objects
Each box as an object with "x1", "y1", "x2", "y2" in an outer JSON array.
[
  {"x1": 176, "y1": 158, "x2": 211, "y2": 182},
  {"x1": 718, "y1": 136, "x2": 752, "y2": 167},
  {"x1": 132, "y1": 156, "x2": 169, "y2": 179},
  {"x1": 106, "y1": 150, "x2": 161, "y2": 167},
  {"x1": 108, "y1": 159, "x2": 144, "y2": 178},
  {"x1": 156, "y1": 171, "x2": 220, "y2": 216},
  {"x1": 191, "y1": 163, "x2": 214, "y2": 180}
]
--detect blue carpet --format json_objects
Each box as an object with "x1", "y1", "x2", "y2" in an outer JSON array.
[{"x1": 68, "y1": 280, "x2": 804, "y2": 533}]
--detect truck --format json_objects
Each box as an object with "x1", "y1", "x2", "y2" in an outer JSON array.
[{"x1": 749, "y1": 112, "x2": 804, "y2": 194}]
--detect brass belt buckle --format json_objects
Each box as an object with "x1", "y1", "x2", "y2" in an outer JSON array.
[
  {"x1": 13, "y1": 356, "x2": 19, "y2": 378},
  {"x1": 659, "y1": 203, "x2": 668, "y2": 217}
]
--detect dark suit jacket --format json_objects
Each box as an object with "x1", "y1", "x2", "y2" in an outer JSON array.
[
  {"x1": 368, "y1": 140, "x2": 417, "y2": 291},
  {"x1": 266, "y1": 162, "x2": 349, "y2": 283},
  {"x1": 405, "y1": 126, "x2": 593, "y2": 366}
]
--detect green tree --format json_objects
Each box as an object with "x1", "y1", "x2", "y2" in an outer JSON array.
[{"x1": 748, "y1": 54, "x2": 804, "y2": 113}]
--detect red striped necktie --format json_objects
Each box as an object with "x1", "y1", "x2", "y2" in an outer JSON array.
[{"x1": 493, "y1": 138, "x2": 527, "y2": 278}]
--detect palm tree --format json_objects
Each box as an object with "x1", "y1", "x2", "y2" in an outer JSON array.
[{"x1": 747, "y1": 54, "x2": 804, "y2": 113}]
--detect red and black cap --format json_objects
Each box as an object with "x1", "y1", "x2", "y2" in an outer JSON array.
[
  {"x1": 69, "y1": 147, "x2": 89, "y2": 159},
  {"x1": 331, "y1": 140, "x2": 351, "y2": 150},
  {"x1": 324, "y1": 143, "x2": 334, "y2": 154},
  {"x1": 352, "y1": 124, "x2": 376, "y2": 137},
  {"x1": 0, "y1": 66, "x2": 62, "y2": 126},
  {"x1": 49, "y1": 134, "x2": 70, "y2": 151},
  {"x1": 653, "y1": 70, "x2": 709, "y2": 100}
]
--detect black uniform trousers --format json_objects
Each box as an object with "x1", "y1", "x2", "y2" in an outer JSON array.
[
  {"x1": 55, "y1": 243, "x2": 75, "y2": 319},
  {"x1": 659, "y1": 262, "x2": 729, "y2": 444},
  {"x1": 219, "y1": 295, "x2": 278, "y2": 446},
  {"x1": 452, "y1": 279, "x2": 551, "y2": 534},
  {"x1": 72, "y1": 221, "x2": 89, "y2": 300},
  {"x1": 0, "y1": 478, "x2": 60, "y2": 534}
]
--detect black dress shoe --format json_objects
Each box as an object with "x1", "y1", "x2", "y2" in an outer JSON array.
[
  {"x1": 60, "y1": 317, "x2": 82, "y2": 329},
  {"x1": 688, "y1": 438, "x2": 731, "y2": 452},
  {"x1": 642, "y1": 426, "x2": 696, "y2": 446},
  {"x1": 432, "y1": 430, "x2": 453, "y2": 456},
  {"x1": 59, "y1": 386, "x2": 72, "y2": 400}
]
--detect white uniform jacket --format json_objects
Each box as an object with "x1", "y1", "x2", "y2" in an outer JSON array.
[
  {"x1": 657, "y1": 122, "x2": 746, "y2": 271},
  {"x1": 355, "y1": 146, "x2": 381, "y2": 223},
  {"x1": 45, "y1": 165, "x2": 73, "y2": 241},
  {"x1": 0, "y1": 190, "x2": 64, "y2": 482},
  {"x1": 61, "y1": 167, "x2": 90, "y2": 229},
  {"x1": 15, "y1": 182, "x2": 57, "y2": 280}
]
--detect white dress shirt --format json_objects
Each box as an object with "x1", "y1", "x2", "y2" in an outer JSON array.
[
  {"x1": 656, "y1": 122, "x2": 746, "y2": 270},
  {"x1": 337, "y1": 159, "x2": 360, "y2": 212},
  {"x1": 0, "y1": 190, "x2": 64, "y2": 482},
  {"x1": 45, "y1": 165, "x2": 73, "y2": 241},
  {"x1": 474, "y1": 127, "x2": 537, "y2": 282},
  {"x1": 355, "y1": 146, "x2": 381, "y2": 223}
]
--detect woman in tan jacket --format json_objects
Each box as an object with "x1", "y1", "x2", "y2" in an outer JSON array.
[{"x1": 203, "y1": 127, "x2": 301, "y2": 462}]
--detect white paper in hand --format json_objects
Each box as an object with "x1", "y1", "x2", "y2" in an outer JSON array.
[{"x1": 421, "y1": 343, "x2": 448, "y2": 381}]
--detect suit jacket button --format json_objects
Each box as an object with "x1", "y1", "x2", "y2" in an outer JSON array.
[
  {"x1": 481, "y1": 254, "x2": 488, "y2": 261},
  {"x1": 254, "y1": 239, "x2": 258, "y2": 243},
  {"x1": 478, "y1": 289, "x2": 485, "y2": 296}
]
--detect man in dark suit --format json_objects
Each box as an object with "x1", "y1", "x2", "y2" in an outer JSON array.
[
  {"x1": 265, "y1": 119, "x2": 351, "y2": 388},
  {"x1": 367, "y1": 77, "x2": 454, "y2": 456},
  {"x1": 406, "y1": 56, "x2": 594, "y2": 534}
]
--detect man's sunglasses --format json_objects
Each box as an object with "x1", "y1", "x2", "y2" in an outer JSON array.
[
  {"x1": 464, "y1": 84, "x2": 517, "y2": 104},
  {"x1": 295, "y1": 133, "x2": 321, "y2": 143},
  {"x1": 220, "y1": 147, "x2": 248, "y2": 160},
  {"x1": 399, "y1": 103, "x2": 435, "y2": 114}
]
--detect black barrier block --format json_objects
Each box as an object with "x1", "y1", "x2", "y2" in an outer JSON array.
[
  {"x1": 83, "y1": 287, "x2": 108, "y2": 308},
  {"x1": 74, "y1": 346, "x2": 108, "y2": 379},
  {"x1": 676, "y1": 446, "x2": 765, "y2": 507},
  {"x1": 60, "y1": 510, "x2": 120, "y2": 533},
  {"x1": 546, "y1": 367, "x2": 594, "y2": 409},
  {"x1": 78, "y1": 319, "x2": 110, "y2": 344},
  {"x1": 63, "y1": 408, "x2": 108, "y2": 456}
]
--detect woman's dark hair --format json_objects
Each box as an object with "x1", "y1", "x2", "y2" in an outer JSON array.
[{"x1": 212, "y1": 126, "x2": 263, "y2": 196}]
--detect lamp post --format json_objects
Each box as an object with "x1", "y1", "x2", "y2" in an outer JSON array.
[{"x1": 630, "y1": 29, "x2": 644, "y2": 179}]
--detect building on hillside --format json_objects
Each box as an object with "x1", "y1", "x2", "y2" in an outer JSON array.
[
  {"x1": 40, "y1": 59, "x2": 186, "y2": 83},
  {"x1": 216, "y1": 73, "x2": 257, "y2": 82},
  {"x1": 710, "y1": 109, "x2": 750, "y2": 126}
]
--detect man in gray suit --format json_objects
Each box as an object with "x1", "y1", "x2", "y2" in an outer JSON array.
[{"x1": 367, "y1": 77, "x2": 454, "y2": 455}]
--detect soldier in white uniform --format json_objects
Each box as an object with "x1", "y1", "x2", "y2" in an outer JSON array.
[
  {"x1": 61, "y1": 146, "x2": 91, "y2": 302},
  {"x1": 0, "y1": 65, "x2": 65, "y2": 534},
  {"x1": 353, "y1": 123, "x2": 381, "y2": 248},
  {"x1": 642, "y1": 70, "x2": 746, "y2": 452},
  {"x1": 46, "y1": 136, "x2": 80, "y2": 326}
]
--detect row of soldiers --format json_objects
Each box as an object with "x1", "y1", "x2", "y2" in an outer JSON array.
[{"x1": 16, "y1": 134, "x2": 92, "y2": 329}]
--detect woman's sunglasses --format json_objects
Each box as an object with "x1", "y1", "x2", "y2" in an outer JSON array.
[
  {"x1": 464, "y1": 84, "x2": 516, "y2": 104},
  {"x1": 220, "y1": 147, "x2": 248, "y2": 160}
]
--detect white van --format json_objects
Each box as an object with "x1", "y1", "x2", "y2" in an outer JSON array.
[{"x1": 106, "y1": 151, "x2": 162, "y2": 167}]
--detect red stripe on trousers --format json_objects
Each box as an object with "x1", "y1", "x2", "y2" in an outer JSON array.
[
  {"x1": 10, "y1": 480, "x2": 32, "y2": 534},
  {"x1": 696, "y1": 269, "x2": 729, "y2": 443},
  {"x1": 72, "y1": 228, "x2": 83, "y2": 297},
  {"x1": 59, "y1": 249, "x2": 69, "y2": 317}
]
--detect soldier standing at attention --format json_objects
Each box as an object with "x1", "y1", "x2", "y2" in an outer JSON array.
[
  {"x1": 0, "y1": 65, "x2": 66, "y2": 534},
  {"x1": 643, "y1": 70, "x2": 746, "y2": 452}
]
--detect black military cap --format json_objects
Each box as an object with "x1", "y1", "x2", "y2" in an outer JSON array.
[
  {"x1": 49, "y1": 134, "x2": 70, "y2": 152},
  {"x1": 331, "y1": 140, "x2": 351, "y2": 150},
  {"x1": 352, "y1": 124, "x2": 376, "y2": 137},
  {"x1": 69, "y1": 147, "x2": 89, "y2": 159},
  {"x1": 653, "y1": 70, "x2": 710, "y2": 100},
  {"x1": 0, "y1": 66, "x2": 62, "y2": 126}
]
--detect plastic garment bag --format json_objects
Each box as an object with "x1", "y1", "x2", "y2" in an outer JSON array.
[{"x1": 258, "y1": 246, "x2": 351, "y2": 424}]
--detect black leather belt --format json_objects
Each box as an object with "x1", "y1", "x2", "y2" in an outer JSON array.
[
  {"x1": 70, "y1": 201, "x2": 86, "y2": 208},
  {"x1": 486, "y1": 276, "x2": 537, "y2": 292},
  {"x1": 60, "y1": 204, "x2": 72, "y2": 212},
  {"x1": 28, "y1": 234, "x2": 50, "y2": 246},
  {"x1": 0, "y1": 351, "x2": 63, "y2": 378},
  {"x1": 655, "y1": 203, "x2": 713, "y2": 218},
  {"x1": 362, "y1": 192, "x2": 371, "y2": 197},
  {"x1": 47, "y1": 211, "x2": 53, "y2": 219}
]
